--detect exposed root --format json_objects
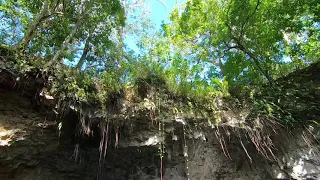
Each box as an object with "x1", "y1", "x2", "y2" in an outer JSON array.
[
  {"x1": 215, "y1": 128, "x2": 232, "y2": 160},
  {"x1": 239, "y1": 138, "x2": 252, "y2": 163},
  {"x1": 97, "y1": 119, "x2": 109, "y2": 179},
  {"x1": 183, "y1": 124, "x2": 190, "y2": 180},
  {"x1": 213, "y1": 116, "x2": 284, "y2": 164},
  {"x1": 67, "y1": 144, "x2": 81, "y2": 165},
  {"x1": 115, "y1": 122, "x2": 119, "y2": 148}
]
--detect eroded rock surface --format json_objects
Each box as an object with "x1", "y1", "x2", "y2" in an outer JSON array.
[{"x1": 1, "y1": 87, "x2": 319, "y2": 180}]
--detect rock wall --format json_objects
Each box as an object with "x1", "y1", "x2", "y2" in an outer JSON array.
[
  {"x1": 0, "y1": 88, "x2": 319, "y2": 180},
  {"x1": 163, "y1": 130, "x2": 320, "y2": 180},
  {"x1": 0, "y1": 89, "x2": 161, "y2": 180}
]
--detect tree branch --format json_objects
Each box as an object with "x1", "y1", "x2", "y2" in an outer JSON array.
[
  {"x1": 45, "y1": 0, "x2": 88, "y2": 68},
  {"x1": 15, "y1": 0, "x2": 49, "y2": 49},
  {"x1": 156, "y1": 0, "x2": 167, "y2": 8},
  {"x1": 224, "y1": 0, "x2": 272, "y2": 84},
  {"x1": 223, "y1": 40, "x2": 239, "y2": 52},
  {"x1": 239, "y1": 0, "x2": 260, "y2": 41},
  {"x1": 76, "y1": 38, "x2": 90, "y2": 70},
  {"x1": 233, "y1": 37, "x2": 273, "y2": 83},
  {"x1": 45, "y1": 15, "x2": 83, "y2": 67}
]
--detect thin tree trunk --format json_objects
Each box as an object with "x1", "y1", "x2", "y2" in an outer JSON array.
[
  {"x1": 240, "y1": 46, "x2": 273, "y2": 83},
  {"x1": 45, "y1": 18, "x2": 82, "y2": 67},
  {"x1": 118, "y1": 27, "x2": 124, "y2": 69},
  {"x1": 225, "y1": 22, "x2": 273, "y2": 84},
  {"x1": 76, "y1": 38, "x2": 90, "y2": 70},
  {"x1": 45, "y1": 0, "x2": 88, "y2": 67},
  {"x1": 16, "y1": 0, "x2": 49, "y2": 49},
  {"x1": 234, "y1": 38, "x2": 273, "y2": 83}
]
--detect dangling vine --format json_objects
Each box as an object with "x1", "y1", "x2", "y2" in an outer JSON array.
[
  {"x1": 183, "y1": 124, "x2": 190, "y2": 180},
  {"x1": 157, "y1": 90, "x2": 165, "y2": 180},
  {"x1": 96, "y1": 84, "x2": 110, "y2": 179}
]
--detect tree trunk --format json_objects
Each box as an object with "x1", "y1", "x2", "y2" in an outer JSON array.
[
  {"x1": 76, "y1": 39, "x2": 90, "y2": 70},
  {"x1": 45, "y1": 0, "x2": 89, "y2": 68},
  {"x1": 16, "y1": 0, "x2": 49, "y2": 49},
  {"x1": 45, "y1": 17, "x2": 82, "y2": 67},
  {"x1": 118, "y1": 27, "x2": 124, "y2": 69}
]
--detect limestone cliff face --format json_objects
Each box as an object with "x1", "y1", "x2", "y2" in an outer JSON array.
[{"x1": 0, "y1": 88, "x2": 319, "y2": 180}]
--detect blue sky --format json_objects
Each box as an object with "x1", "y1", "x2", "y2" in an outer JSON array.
[
  {"x1": 124, "y1": 0, "x2": 186, "y2": 52},
  {"x1": 149, "y1": 0, "x2": 185, "y2": 28}
]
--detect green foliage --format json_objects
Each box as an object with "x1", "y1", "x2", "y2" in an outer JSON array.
[
  {"x1": 52, "y1": 68, "x2": 96, "y2": 102},
  {"x1": 163, "y1": 0, "x2": 319, "y2": 86},
  {"x1": 1, "y1": 0, "x2": 319, "y2": 128}
]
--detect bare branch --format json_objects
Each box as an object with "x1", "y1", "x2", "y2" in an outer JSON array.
[
  {"x1": 156, "y1": 0, "x2": 167, "y2": 8},
  {"x1": 125, "y1": 0, "x2": 142, "y2": 11}
]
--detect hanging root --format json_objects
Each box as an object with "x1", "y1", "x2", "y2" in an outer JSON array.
[
  {"x1": 70, "y1": 143, "x2": 80, "y2": 162},
  {"x1": 241, "y1": 117, "x2": 281, "y2": 161},
  {"x1": 157, "y1": 93, "x2": 164, "y2": 180},
  {"x1": 214, "y1": 116, "x2": 282, "y2": 164},
  {"x1": 97, "y1": 119, "x2": 109, "y2": 179},
  {"x1": 239, "y1": 138, "x2": 252, "y2": 163},
  {"x1": 215, "y1": 128, "x2": 232, "y2": 160},
  {"x1": 115, "y1": 121, "x2": 119, "y2": 148},
  {"x1": 78, "y1": 109, "x2": 93, "y2": 137},
  {"x1": 183, "y1": 124, "x2": 190, "y2": 180}
]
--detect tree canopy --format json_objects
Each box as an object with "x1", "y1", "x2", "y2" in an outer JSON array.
[{"x1": 163, "y1": 0, "x2": 319, "y2": 86}]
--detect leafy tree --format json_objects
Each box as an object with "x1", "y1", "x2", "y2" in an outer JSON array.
[
  {"x1": 1, "y1": 0, "x2": 319, "y2": 113},
  {"x1": 163, "y1": 0, "x2": 319, "y2": 85},
  {"x1": 1, "y1": 0, "x2": 125, "y2": 69}
]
